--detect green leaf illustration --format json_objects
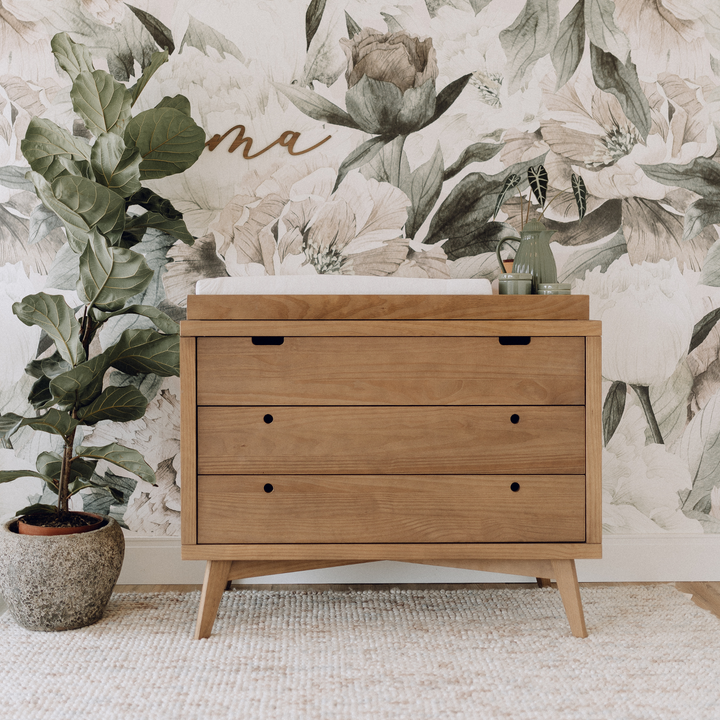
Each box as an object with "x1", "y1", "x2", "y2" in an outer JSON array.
[
  {"x1": 493, "y1": 174, "x2": 522, "y2": 219},
  {"x1": 333, "y1": 135, "x2": 393, "y2": 192},
  {"x1": 443, "y1": 142, "x2": 503, "y2": 182},
  {"x1": 107, "y1": 327, "x2": 180, "y2": 377},
  {"x1": 93, "y1": 304, "x2": 179, "y2": 335},
  {"x1": 126, "y1": 4, "x2": 175, "y2": 53},
  {"x1": 70, "y1": 70, "x2": 132, "y2": 136},
  {"x1": 0, "y1": 413, "x2": 24, "y2": 439},
  {"x1": 499, "y1": 0, "x2": 559, "y2": 93},
  {"x1": 589, "y1": 42, "x2": 650, "y2": 140},
  {"x1": 528, "y1": 165, "x2": 548, "y2": 208},
  {"x1": 12, "y1": 292, "x2": 84, "y2": 366},
  {"x1": 76, "y1": 442, "x2": 156, "y2": 485},
  {"x1": 684, "y1": 198, "x2": 720, "y2": 243},
  {"x1": 551, "y1": 0, "x2": 585, "y2": 89},
  {"x1": 306, "y1": 0, "x2": 327, "y2": 50},
  {"x1": 125, "y1": 211, "x2": 193, "y2": 244},
  {"x1": 90, "y1": 133, "x2": 142, "y2": 198},
  {"x1": 571, "y1": 173, "x2": 587, "y2": 219},
  {"x1": 406, "y1": 143, "x2": 444, "y2": 239},
  {"x1": 273, "y1": 83, "x2": 361, "y2": 129},
  {"x1": 78, "y1": 232, "x2": 153, "y2": 311},
  {"x1": 51, "y1": 32, "x2": 95, "y2": 80},
  {"x1": 441, "y1": 221, "x2": 520, "y2": 261},
  {"x1": 21, "y1": 118, "x2": 92, "y2": 182},
  {"x1": 602, "y1": 380, "x2": 626, "y2": 445},
  {"x1": 701, "y1": 238, "x2": 720, "y2": 287},
  {"x1": 13, "y1": 409, "x2": 79, "y2": 439},
  {"x1": 129, "y1": 50, "x2": 168, "y2": 106},
  {"x1": 29, "y1": 202, "x2": 64, "y2": 245},
  {"x1": 584, "y1": 0, "x2": 630, "y2": 64},
  {"x1": 124, "y1": 107, "x2": 206, "y2": 179},
  {"x1": 77, "y1": 385, "x2": 148, "y2": 425},
  {"x1": 419, "y1": 73, "x2": 472, "y2": 131},
  {"x1": 690, "y1": 307, "x2": 720, "y2": 352},
  {"x1": 639, "y1": 158, "x2": 720, "y2": 199},
  {"x1": 0, "y1": 470, "x2": 55, "y2": 485},
  {"x1": 36, "y1": 451, "x2": 95, "y2": 483},
  {"x1": 345, "y1": 11, "x2": 361, "y2": 39},
  {"x1": 0, "y1": 165, "x2": 34, "y2": 190},
  {"x1": 179, "y1": 17, "x2": 245, "y2": 62},
  {"x1": 558, "y1": 228, "x2": 627, "y2": 282}
]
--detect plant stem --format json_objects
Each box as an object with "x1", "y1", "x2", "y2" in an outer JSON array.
[
  {"x1": 540, "y1": 191, "x2": 564, "y2": 219},
  {"x1": 389, "y1": 134, "x2": 406, "y2": 189},
  {"x1": 58, "y1": 426, "x2": 76, "y2": 514},
  {"x1": 630, "y1": 384, "x2": 664, "y2": 445}
]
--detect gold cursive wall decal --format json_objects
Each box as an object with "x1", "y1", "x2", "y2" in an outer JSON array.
[{"x1": 205, "y1": 124, "x2": 331, "y2": 158}]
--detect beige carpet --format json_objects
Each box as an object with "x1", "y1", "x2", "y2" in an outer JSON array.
[{"x1": 0, "y1": 585, "x2": 719, "y2": 719}]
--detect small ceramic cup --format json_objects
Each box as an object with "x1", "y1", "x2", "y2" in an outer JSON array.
[
  {"x1": 538, "y1": 282, "x2": 572, "y2": 295},
  {"x1": 498, "y1": 272, "x2": 532, "y2": 295}
]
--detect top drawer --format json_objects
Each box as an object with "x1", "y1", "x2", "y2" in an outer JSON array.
[{"x1": 197, "y1": 336, "x2": 585, "y2": 406}]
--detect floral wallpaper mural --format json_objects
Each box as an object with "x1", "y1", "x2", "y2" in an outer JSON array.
[{"x1": 1, "y1": 0, "x2": 720, "y2": 537}]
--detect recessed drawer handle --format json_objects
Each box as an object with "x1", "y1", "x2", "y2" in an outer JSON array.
[
  {"x1": 252, "y1": 336, "x2": 285, "y2": 345},
  {"x1": 499, "y1": 336, "x2": 531, "y2": 345}
]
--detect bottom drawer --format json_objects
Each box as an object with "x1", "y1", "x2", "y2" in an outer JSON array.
[{"x1": 197, "y1": 475, "x2": 586, "y2": 544}]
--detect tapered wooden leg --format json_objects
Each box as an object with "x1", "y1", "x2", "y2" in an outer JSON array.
[
  {"x1": 195, "y1": 560, "x2": 232, "y2": 639},
  {"x1": 551, "y1": 560, "x2": 587, "y2": 638}
]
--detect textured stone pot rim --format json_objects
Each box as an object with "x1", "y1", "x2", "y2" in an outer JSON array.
[{"x1": 2, "y1": 515, "x2": 117, "y2": 540}]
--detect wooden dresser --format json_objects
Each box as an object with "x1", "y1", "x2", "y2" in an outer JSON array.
[{"x1": 181, "y1": 294, "x2": 601, "y2": 639}]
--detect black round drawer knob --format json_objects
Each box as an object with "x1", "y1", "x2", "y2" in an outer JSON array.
[
  {"x1": 510, "y1": 414, "x2": 520, "y2": 424},
  {"x1": 263, "y1": 414, "x2": 273, "y2": 424},
  {"x1": 511, "y1": 482, "x2": 520, "y2": 492},
  {"x1": 264, "y1": 483, "x2": 274, "y2": 493}
]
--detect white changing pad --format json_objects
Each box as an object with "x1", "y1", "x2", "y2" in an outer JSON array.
[{"x1": 196, "y1": 275, "x2": 492, "y2": 295}]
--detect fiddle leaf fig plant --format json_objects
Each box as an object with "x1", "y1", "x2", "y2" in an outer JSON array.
[{"x1": 0, "y1": 33, "x2": 206, "y2": 523}]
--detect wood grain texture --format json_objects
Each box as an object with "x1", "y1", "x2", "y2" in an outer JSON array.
[
  {"x1": 180, "y1": 336, "x2": 197, "y2": 546},
  {"x1": 197, "y1": 475, "x2": 586, "y2": 544},
  {"x1": 187, "y1": 294, "x2": 590, "y2": 321},
  {"x1": 226, "y1": 560, "x2": 367, "y2": 580},
  {"x1": 197, "y1": 406, "x2": 586, "y2": 475},
  {"x1": 195, "y1": 560, "x2": 231, "y2": 639},
  {"x1": 181, "y1": 543, "x2": 604, "y2": 561},
  {"x1": 182, "y1": 320, "x2": 601, "y2": 337},
  {"x1": 196, "y1": 336, "x2": 586, "y2": 406},
  {"x1": 552, "y1": 559, "x2": 587, "y2": 637},
  {"x1": 586, "y1": 336, "x2": 603, "y2": 545},
  {"x1": 410, "y1": 559, "x2": 556, "y2": 578}
]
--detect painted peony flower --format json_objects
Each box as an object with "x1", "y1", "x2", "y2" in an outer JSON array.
[
  {"x1": 339, "y1": 29, "x2": 439, "y2": 135},
  {"x1": 574, "y1": 256, "x2": 695, "y2": 386}
]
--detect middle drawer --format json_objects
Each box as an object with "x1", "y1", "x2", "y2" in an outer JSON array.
[{"x1": 197, "y1": 406, "x2": 585, "y2": 475}]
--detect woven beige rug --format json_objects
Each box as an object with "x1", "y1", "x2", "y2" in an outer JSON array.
[{"x1": 1, "y1": 585, "x2": 719, "y2": 720}]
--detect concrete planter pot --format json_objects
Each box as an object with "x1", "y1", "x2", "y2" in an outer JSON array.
[{"x1": 0, "y1": 516, "x2": 124, "y2": 631}]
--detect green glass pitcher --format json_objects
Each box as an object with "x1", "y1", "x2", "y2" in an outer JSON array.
[{"x1": 496, "y1": 219, "x2": 558, "y2": 293}]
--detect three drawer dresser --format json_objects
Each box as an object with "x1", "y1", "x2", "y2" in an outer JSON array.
[{"x1": 181, "y1": 294, "x2": 602, "y2": 638}]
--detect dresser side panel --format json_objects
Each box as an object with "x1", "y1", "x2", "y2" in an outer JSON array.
[{"x1": 180, "y1": 336, "x2": 197, "y2": 546}]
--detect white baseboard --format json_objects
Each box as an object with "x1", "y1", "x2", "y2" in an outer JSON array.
[{"x1": 117, "y1": 534, "x2": 720, "y2": 585}]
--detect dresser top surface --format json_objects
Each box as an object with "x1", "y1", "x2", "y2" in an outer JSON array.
[{"x1": 186, "y1": 294, "x2": 590, "y2": 321}]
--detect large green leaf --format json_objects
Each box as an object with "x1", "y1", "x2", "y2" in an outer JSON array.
[
  {"x1": 0, "y1": 470, "x2": 55, "y2": 485},
  {"x1": 21, "y1": 118, "x2": 91, "y2": 182},
  {"x1": 36, "y1": 451, "x2": 95, "y2": 483},
  {"x1": 12, "y1": 292, "x2": 84, "y2": 366},
  {"x1": 93, "y1": 304, "x2": 179, "y2": 335},
  {"x1": 25, "y1": 351, "x2": 71, "y2": 380},
  {"x1": 155, "y1": 95, "x2": 192, "y2": 115},
  {"x1": 418, "y1": 73, "x2": 472, "y2": 131},
  {"x1": 51, "y1": 32, "x2": 95, "y2": 80},
  {"x1": 558, "y1": 228, "x2": 627, "y2": 282},
  {"x1": 50, "y1": 354, "x2": 109, "y2": 408},
  {"x1": 124, "y1": 211, "x2": 193, "y2": 244},
  {"x1": 333, "y1": 136, "x2": 393, "y2": 193},
  {"x1": 639, "y1": 158, "x2": 720, "y2": 199},
  {"x1": 589, "y1": 42, "x2": 650, "y2": 140},
  {"x1": 443, "y1": 142, "x2": 503, "y2": 182},
  {"x1": 584, "y1": 0, "x2": 630, "y2": 63},
  {"x1": 125, "y1": 187, "x2": 183, "y2": 218},
  {"x1": 684, "y1": 198, "x2": 720, "y2": 243},
  {"x1": 90, "y1": 133, "x2": 142, "y2": 198},
  {"x1": 107, "y1": 328, "x2": 180, "y2": 377},
  {"x1": 52, "y1": 174, "x2": 126, "y2": 244},
  {"x1": 76, "y1": 442, "x2": 156, "y2": 485},
  {"x1": 602, "y1": 380, "x2": 626, "y2": 445},
  {"x1": 77, "y1": 231, "x2": 153, "y2": 311},
  {"x1": 126, "y1": 4, "x2": 175, "y2": 53},
  {"x1": 29, "y1": 202, "x2": 64, "y2": 246},
  {"x1": 273, "y1": 83, "x2": 361, "y2": 130},
  {"x1": 551, "y1": 0, "x2": 585, "y2": 89},
  {"x1": 306, "y1": 0, "x2": 327, "y2": 50},
  {"x1": 124, "y1": 107, "x2": 206, "y2": 179},
  {"x1": 405, "y1": 143, "x2": 444, "y2": 239},
  {"x1": 689, "y1": 307, "x2": 720, "y2": 352},
  {"x1": 129, "y1": 50, "x2": 168, "y2": 106},
  {"x1": 499, "y1": 0, "x2": 559, "y2": 93},
  {"x1": 77, "y1": 385, "x2": 148, "y2": 425},
  {"x1": 0, "y1": 413, "x2": 24, "y2": 439},
  {"x1": 71, "y1": 70, "x2": 132, "y2": 136},
  {"x1": 11, "y1": 409, "x2": 79, "y2": 439}
]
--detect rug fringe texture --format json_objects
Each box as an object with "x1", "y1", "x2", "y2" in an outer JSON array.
[{"x1": 0, "y1": 585, "x2": 719, "y2": 719}]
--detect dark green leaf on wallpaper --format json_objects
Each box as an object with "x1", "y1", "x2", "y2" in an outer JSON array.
[
  {"x1": 126, "y1": 4, "x2": 175, "y2": 54},
  {"x1": 334, "y1": 135, "x2": 393, "y2": 192},
  {"x1": 584, "y1": 0, "x2": 630, "y2": 63},
  {"x1": 639, "y1": 158, "x2": 720, "y2": 199},
  {"x1": 156, "y1": 95, "x2": 192, "y2": 116},
  {"x1": 345, "y1": 12, "x2": 361, "y2": 40},
  {"x1": 558, "y1": 227, "x2": 627, "y2": 282},
  {"x1": 125, "y1": 211, "x2": 194, "y2": 244},
  {"x1": 0, "y1": 166, "x2": 34, "y2": 190},
  {"x1": 129, "y1": 50, "x2": 169, "y2": 106},
  {"x1": 419, "y1": 73, "x2": 472, "y2": 131},
  {"x1": 273, "y1": 83, "x2": 361, "y2": 130},
  {"x1": 51, "y1": 33, "x2": 95, "y2": 80},
  {"x1": 180, "y1": 16, "x2": 245, "y2": 62},
  {"x1": 499, "y1": 0, "x2": 559, "y2": 93},
  {"x1": 443, "y1": 142, "x2": 503, "y2": 182},
  {"x1": 689, "y1": 307, "x2": 720, "y2": 353},
  {"x1": 469, "y1": 0, "x2": 494, "y2": 12},
  {"x1": 306, "y1": 0, "x2": 328, "y2": 50},
  {"x1": 405, "y1": 143, "x2": 444, "y2": 239},
  {"x1": 381, "y1": 13, "x2": 403, "y2": 33},
  {"x1": 602, "y1": 380, "x2": 626, "y2": 445},
  {"x1": 589, "y1": 43, "x2": 650, "y2": 140},
  {"x1": 126, "y1": 188, "x2": 183, "y2": 219},
  {"x1": 701, "y1": 238, "x2": 720, "y2": 287},
  {"x1": 493, "y1": 174, "x2": 522, "y2": 219},
  {"x1": 45, "y1": 245, "x2": 80, "y2": 291},
  {"x1": 684, "y1": 197, "x2": 720, "y2": 243},
  {"x1": 528, "y1": 165, "x2": 548, "y2": 208},
  {"x1": 551, "y1": 0, "x2": 585, "y2": 89},
  {"x1": 441, "y1": 221, "x2": 520, "y2": 261},
  {"x1": 571, "y1": 173, "x2": 587, "y2": 219},
  {"x1": 29, "y1": 203, "x2": 63, "y2": 245}
]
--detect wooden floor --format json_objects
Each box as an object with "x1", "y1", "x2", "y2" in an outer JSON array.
[{"x1": 114, "y1": 582, "x2": 720, "y2": 620}]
